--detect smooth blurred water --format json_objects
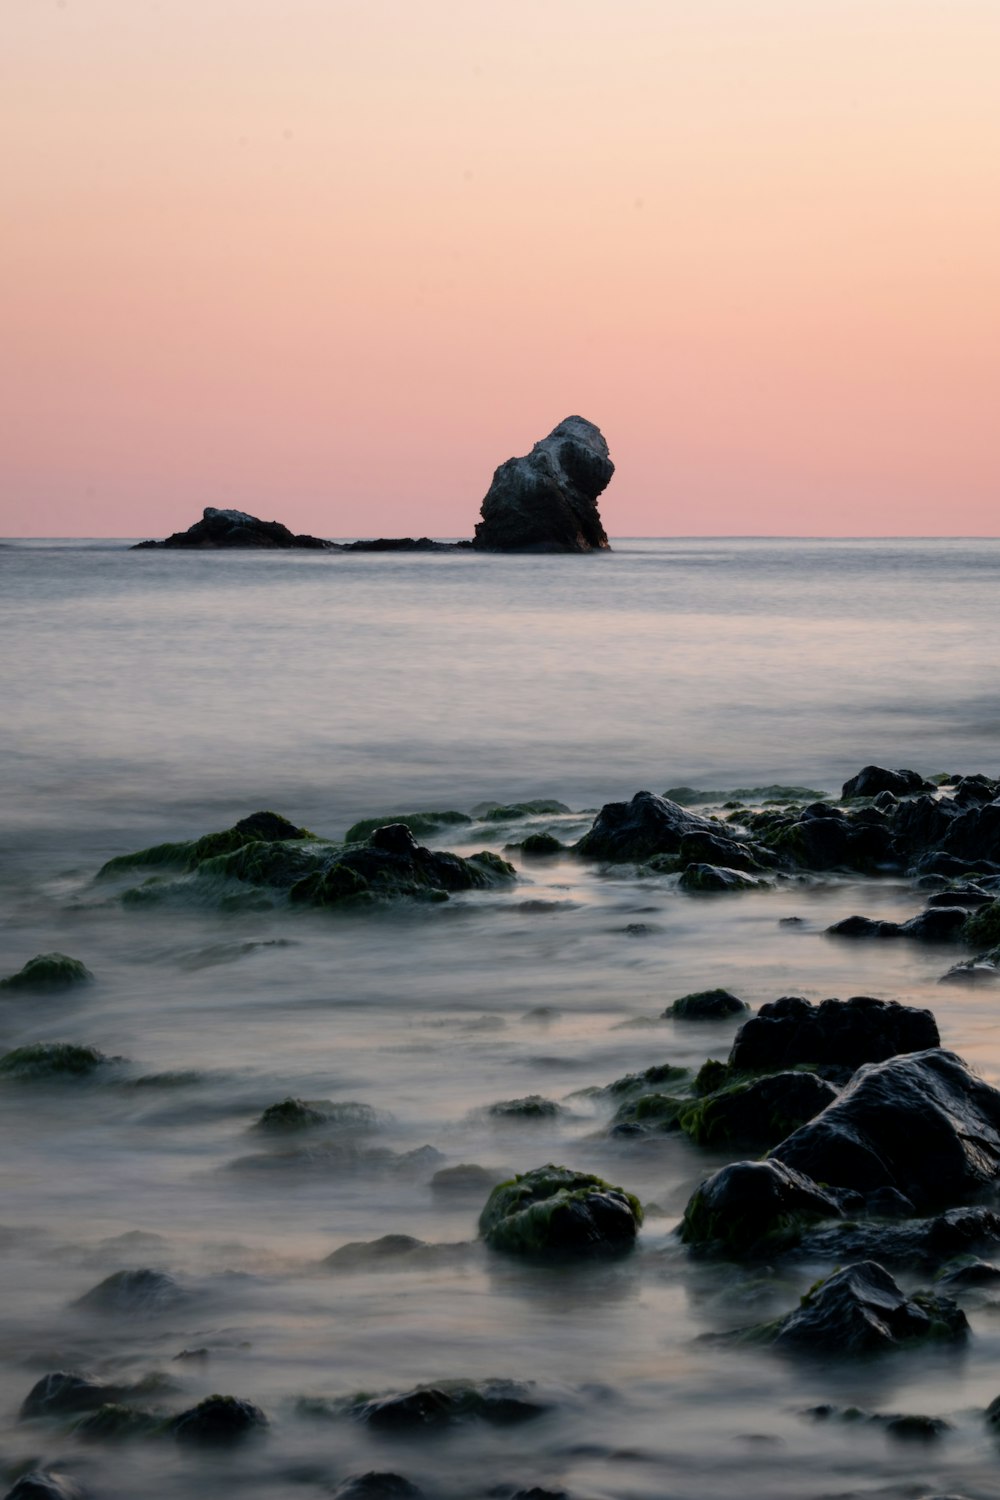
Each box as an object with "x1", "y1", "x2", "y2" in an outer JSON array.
[{"x1": 2, "y1": 537, "x2": 1000, "y2": 1500}]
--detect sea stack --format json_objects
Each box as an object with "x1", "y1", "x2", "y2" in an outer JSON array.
[{"x1": 473, "y1": 417, "x2": 614, "y2": 553}]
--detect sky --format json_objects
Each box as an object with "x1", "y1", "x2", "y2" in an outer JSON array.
[{"x1": 3, "y1": 0, "x2": 999, "y2": 538}]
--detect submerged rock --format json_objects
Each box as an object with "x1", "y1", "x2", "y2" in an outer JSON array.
[
  {"x1": 71, "y1": 1402, "x2": 161, "y2": 1441},
  {"x1": 673, "y1": 1071, "x2": 839, "y2": 1150},
  {"x1": 575, "y1": 791, "x2": 718, "y2": 862},
  {"x1": 760, "y1": 1261, "x2": 967, "y2": 1354},
  {"x1": 728, "y1": 995, "x2": 939, "y2": 1076},
  {"x1": 518, "y1": 833, "x2": 565, "y2": 856},
  {"x1": 473, "y1": 416, "x2": 614, "y2": 553},
  {"x1": 324, "y1": 1234, "x2": 428, "y2": 1271},
  {"x1": 487, "y1": 1095, "x2": 562, "y2": 1120},
  {"x1": 21, "y1": 1371, "x2": 117, "y2": 1419},
  {"x1": 171, "y1": 1394, "x2": 268, "y2": 1443},
  {"x1": 479, "y1": 1164, "x2": 642, "y2": 1257},
  {"x1": 253, "y1": 1098, "x2": 379, "y2": 1132},
  {"x1": 798, "y1": 1206, "x2": 1000, "y2": 1269},
  {"x1": 827, "y1": 907, "x2": 969, "y2": 942},
  {"x1": 430, "y1": 1163, "x2": 508, "y2": 1195},
  {"x1": 73, "y1": 1268, "x2": 183, "y2": 1317},
  {"x1": 602, "y1": 1061, "x2": 688, "y2": 1096},
  {"x1": 134, "y1": 506, "x2": 333, "y2": 550},
  {"x1": 4, "y1": 1474, "x2": 86, "y2": 1500},
  {"x1": 343, "y1": 811, "x2": 471, "y2": 844},
  {"x1": 0, "y1": 1043, "x2": 116, "y2": 1080},
  {"x1": 352, "y1": 1379, "x2": 546, "y2": 1430},
  {"x1": 680, "y1": 1158, "x2": 844, "y2": 1257},
  {"x1": 0, "y1": 954, "x2": 93, "y2": 991},
  {"x1": 665, "y1": 988, "x2": 749, "y2": 1021},
  {"x1": 332, "y1": 1476, "x2": 425, "y2": 1500},
  {"x1": 772, "y1": 1050, "x2": 1000, "y2": 1209}
]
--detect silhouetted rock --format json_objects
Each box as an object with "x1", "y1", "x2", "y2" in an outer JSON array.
[
  {"x1": 765, "y1": 1261, "x2": 967, "y2": 1354},
  {"x1": 728, "y1": 995, "x2": 938, "y2": 1075},
  {"x1": 332, "y1": 1475, "x2": 425, "y2": 1500},
  {"x1": 0, "y1": 954, "x2": 93, "y2": 991},
  {"x1": 680, "y1": 1158, "x2": 844, "y2": 1256},
  {"x1": 171, "y1": 1394, "x2": 268, "y2": 1444},
  {"x1": 842, "y1": 766, "x2": 932, "y2": 799},
  {"x1": 4, "y1": 1473, "x2": 86, "y2": 1500},
  {"x1": 134, "y1": 507, "x2": 333, "y2": 550},
  {"x1": 575, "y1": 790, "x2": 717, "y2": 862},
  {"x1": 473, "y1": 417, "x2": 614, "y2": 553}
]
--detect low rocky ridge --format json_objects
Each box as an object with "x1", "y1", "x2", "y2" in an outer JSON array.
[
  {"x1": 472, "y1": 416, "x2": 614, "y2": 553},
  {"x1": 96, "y1": 811, "x2": 515, "y2": 910},
  {"x1": 134, "y1": 416, "x2": 615, "y2": 554},
  {"x1": 0, "y1": 954, "x2": 93, "y2": 990}
]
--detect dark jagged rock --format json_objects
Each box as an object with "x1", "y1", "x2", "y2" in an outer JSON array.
[
  {"x1": 602, "y1": 1061, "x2": 688, "y2": 1096},
  {"x1": 676, "y1": 830, "x2": 775, "y2": 871},
  {"x1": 799, "y1": 1206, "x2": 1000, "y2": 1268},
  {"x1": 73, "y1": 1267, "x2": 182, "y2": 1317},
  {"x1": 665, "y1": 988, "x2": 749, "y2": 1021},
  {"x1": 575, "y1": 790, "x2": 717, "y2": 862},
  {"x1": 925, "y1": 886, "x2": 994, "y2": 909},
  {"x1": 352, "y1": 1380, "x2": 546, "y2": 1431},
  {"x1": 935, "y1": 1258, "x2": 1000, "y2": 1290},
  {"x1": 0, "y1": 954, "x2": 93, "y2": 991},
  {"x1": 332, "y1": 1475, "x2": 425, "y2": 1500},
  {"x1": 842, "y1": 767, "x2": 932, "y2": 799},
  {"x1": 71, "y1": 1402, "x2": 161, "y2": 1441},
  {"x1": 728, "y1": 995, "x2": 939, "y2": 1076},
  {"x1": 290, "y1": 824, "x2": 515, "y2": 907},
  {"x1": 253, "y1": 1098, "x2": 378, "y2": 1132},
  {"x1": 479, "y1": 1164, "x2": 641, "y2": 1257},
  {"x1": 761, "y1": 1261, "x2": 967, "y2": 1354},
  {"x1": 964, "y1": 899, "x2": 1000, "y2": 948},
  {"x1": 680, "y1": 1158, "x2": 845, "y2": 1256},
  {"x1": 134, "y1": 506, "x2": 334, "y2": 550},
  {"x1": 827, "y1": 907, "x2": 969, "y2": 942},
  {"x1": 938, "y1": 802, "x2": 1000, "y2": 865},
  {"x1": 342, "y1": 537, "x2": 461, "y2": 552},
  {"x1": 4, "y1": 1474, "x2": 86, "y2": 1500},
  {"x1": 21, "y1": 1371, "x2": 116, "y2": 1419},
  {"x1": 473, "y1": 416, "x2": 614, "y2": 553},
  {"x1": 171, "y1": 1394, "x2": 268, "y2": 1444},
  {"x1": 678, "y1": 863, "x2": 767, "y2": 892},
  {"x1": 772, "y1": 1050, "x2": 1000, "y2": 1210}
]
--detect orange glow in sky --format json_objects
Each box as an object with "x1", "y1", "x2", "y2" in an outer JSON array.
[{"x1": 3, "y1": 1, "x2": 999, "y2": 537}]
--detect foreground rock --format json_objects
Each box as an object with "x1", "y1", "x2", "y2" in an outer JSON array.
[
  {"x1": 576, "y1": 791, "x2": 721, "y2": 862},
  {"x1": 771, "y1": 1050, "x2": 1000, "y2": 1210},
  {"x1": 171, "y1": 1394, "x2": 268, "y2": 1444},
  {"x1": 0, "y1": 954, "x2": 93, "y2": 991},
  {"x1": 479, "y1": 1164, "x2": 641, "y2": 1256},
  {"x1": 98, "y1": 814, "x2": 514, "y2": 910},
  {"x1": 799, "y1": 1205, "x2": 1000, "y2": 1270},
  {"x1": 134, "y1": 506, "x2": 334, "y2": 550},
  {"x1": 753, "y1": 1261, "x2": 967, "y2": 1354},
  {"x1": 473, "y1": 417, "x2": 614, "y2": 553},
  {"x1": 680, "y1": 1159, "x2": 845, "y2": 1257},
  {"x1": 5, "y1": 1475, "x2": 86, "y2": 1500}
]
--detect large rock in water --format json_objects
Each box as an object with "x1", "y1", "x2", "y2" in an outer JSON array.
[
  {"x1": 134, "y1": 507, "x2": 333, "y2": 550},
  {"x1": 575, "y1": 790, "x2": 720, "y2": 862},
  {"x1": 473, "y1": 417, "x2": 614, "y2": 553},
  {"x1": 771, "y1": 1050, "x2": 1000, "y2": 1210},
  {"x1": 728, "y1": 995, "x2": 939, "y2": 1075},
  {"x1": 764, "y1": 1260, "x2": 968, "y2": 1354}
]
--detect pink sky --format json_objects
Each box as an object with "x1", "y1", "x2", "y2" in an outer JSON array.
[{"x1": 3, "y1": 0, "x2": 999, "y2": 537}]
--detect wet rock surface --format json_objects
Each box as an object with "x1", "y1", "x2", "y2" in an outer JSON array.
[
  {"x1": 758, "y1": 1261, "x2": 968, "y2": 1354},
  {"x1": 473, "y1": 416, "x2": 614, "y2": 553},
  {"x1": 727, "y1": 995, "x2": 939, "y2": 1076},
  {"x1": 575, "y1": 791, "x2": 720, "y2": 862},
  {"x1": 665, "y1": 988, "x2": 749, "y2": 1021},
  {"x1": 681, "y1": 1158, "x2": 845, "y2": 1257},
  {"x1": 479, "y1": 1165, "x2": 642, "y2": 1257}
]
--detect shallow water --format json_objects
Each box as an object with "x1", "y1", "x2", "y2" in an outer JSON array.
[{"x1": 3, "y1": 538, "x2": 1000, "y2": 1500}]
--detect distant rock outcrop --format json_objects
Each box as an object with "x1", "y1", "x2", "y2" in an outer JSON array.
[
  {"x1": 473, "y1": 417, "x2": 614, "y2": 553},
  {"x1": 134, "y1": 508, "x2": 333, "y2": 550}
]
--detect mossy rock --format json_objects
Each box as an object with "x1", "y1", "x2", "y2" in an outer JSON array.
[
  {"x1": 0, "y1": 1043, "x2": 114, "y2": 1080},
  {"x1": 666, "y1": 988, "x2": 749, "y2": 1021},
  {"x1": 71, "y1": 1402, "x2": 161, "y2": 1441},
  {"x1": 479, "y1": 1163, "x2": 642, "y2": 1257},
  {"x1": 517, "y1": 833, "x2": 564, "y2": 856},
  {"x1": 482, "y1": 801, "x2": 571, "y2": 821},
  {"x1": 98, "y1": 810, "x2": 314, "y2": 878},
  {"x1": 665, "y1": 785, "x2": 828, "y2": 807},
  {"x1": 964, "y1": 900, "x2": 1000, "y2": 949},
  {"x1": 343, "y1": 812, "x2": 471, "y2": 844},
  {"x1": 672, "y1": 1071, "x2": 838, "y2": 1149},
  {"x1": 678, "y1": 864, "x2": 766, "y2": 892},
  {"x1": 693, "y1": 1058, "x2": 730, "y2": 1095},
  {"x1": 487, "y1": 1095, "x2": 562, "y2": 1120},
  {"x1": 612, "y1": 1092, "x2": 686, "y2": 1128},
  {"x1": 254, "y1": 1098, "x2": 379, "y2": 1132},
  {"x1": 170, "y1": 1394, "x2": 268, "y2": 1444},
  {"x1": 680, "y1": 1159, "x2": 843, "y2": 1257},
  {"x1": 0, "y1": 953, "x2": 94, "y2": 991},
  {"x1": 603, "y1": 1061, "x2": 688, "y2": 1096}
]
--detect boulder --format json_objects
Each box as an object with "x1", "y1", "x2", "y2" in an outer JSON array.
[
  {"x1": 679, "y1": 1158, "x2": 844, "y2": 1256},
  {"x1": 728, "y1": 995, "x2": 939, "y2": 1075},
  {"x1": 827, "y1": 907, "x2": 968, "y2": 942},
  {"x1": 351, "y1": 1380, "x2": 545, "y2": 1430},
  {"x1": 473, "y1": 416, "x2": 613, "y2": 553},
  {"x1": 0, "y1": 1043, "x2": 115, "y2": 1080},
  {"x1": 765, "y1": 1261, "x2": 967, "y2": 1354},
  {"x1": 73, "y1": 1268, "x2": 183, "y2": 1317},
  {"x1": 4, "y1": 1475, "x2": 86, "y2": 1500},
  {"x1": 20, "y1": 1371, "x2": 117, "y2": 1419},
  {"x1": 253, "y1": 1098, "x2": 378, "y2": 1132},
  {"x1": 575, "y1": 790, "x2": 717, "y2": 862},
  {"x1": 842, "y1": 767, "x2": 932, "y2": 799},
  {"x1": 479, "y1": 1164, "x2": 641, "y2": 1256},
  {"x1": 772, "y1": 1050, "x2": 1000, "y2": 1210},
  {"x1": 799, "y1": 1206, "x2": 1000, "y2": 1268},
  {"x1": 134, "y1": 506, "x2": 333, "y2": 550},
  {"x1": 676, "y1": 1071, "x2": 839, "y2": 1149},
  {"x1": 487, "y1": 1095, "x2": 562, "y2": 1120},
  {"x1": 0, "y1": 954, "x2": 93, "y2": 990},
  {"x1": 332, "y1": 1477, "x2": 425, "y2": 1500},
  {"x1": 678, "y1": 863, "x2": 767, "y2": 892}
]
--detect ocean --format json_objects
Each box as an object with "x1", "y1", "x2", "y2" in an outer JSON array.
[{"x1": 2, "y1": 536, "x2": 1000, "y2": 1500}]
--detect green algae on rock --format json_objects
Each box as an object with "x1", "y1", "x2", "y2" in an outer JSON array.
[
  {"x1": 98, "y1": 810, "x2": 315, "y2": 877},
  {"x1": 665, "y1": 988, "x2": 749, "y2": 1021},
  {"x1": 487, "y1": 1095, "x2": 562, "y2": 1120},
  {"x1": 343, "y1": 811, "x2": 472, "y2": 844},
  {"x1": 964, "y1": 899, "x2": 1000, "y2": 949},
  {"x1": 253, "y1": 1098, "x2": 380, "y2": 1132},
  {"x1": 0, "y1": 1043, "x2": 116, "y2": 1080},
  {"x1": 0, "y1": 954, "x2": 94, "y2": 991},
  {"x1": 680, "y1": 1159, "x2": 844, "y2": 1258},
  {"x1": 479, "y1": 1163, "x2": 642, "y2": 1257}
]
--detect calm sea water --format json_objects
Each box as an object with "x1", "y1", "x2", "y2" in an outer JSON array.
[{"x1": 2, "y1": 537, "x2": 1000, "y2": 1500}]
